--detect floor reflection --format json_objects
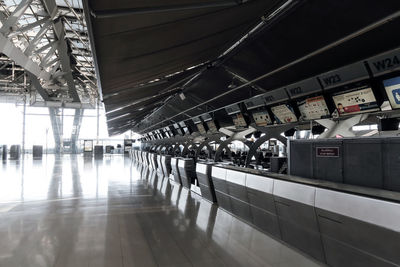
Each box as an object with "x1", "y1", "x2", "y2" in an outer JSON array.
[
  {"x1": 135, "y1": 164, "x2": 323, "y2": 267},
  {"x1": 0, "y1": 155, "x2": 323, "y2": 267}
]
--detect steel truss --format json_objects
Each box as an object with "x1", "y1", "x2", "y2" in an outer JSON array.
[{"x1": 0, "y1": 0, "x2": 97, "y2": 107}]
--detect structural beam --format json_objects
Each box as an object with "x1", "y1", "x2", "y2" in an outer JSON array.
[
  {"x1": 0, "y1": 0, "x2": 33, "y2": 35},
  {"x1": 71, "y1": 109, "x2": 83, "y2": 153},
  {"x1": 0, "y1": 32, "x2": 51, "y2": 80},
  {"x1": 48, "y1": 107, "x2": 63, "y2": 154},
  {"x1": 91, "y1": 1, "x2": 246, "y2": 18},
  {"x1": 53, "y1": 19, "x2": 81, "y2": 102}
]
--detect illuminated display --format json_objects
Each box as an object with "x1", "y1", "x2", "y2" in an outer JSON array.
[
  {"x1": 383, "y1": 76, "x2": 400, "y2": 109},
  {"x1": 332, "y1": 86, "x2": 379, "y2": 115},
  {"x1": 271, "y1": 104, "x2": 298, "y2": 124},
  {"x1": 196, "y1": 123, "x2": 207, "y2": 135},
  {"x1": 206, "y1": 120, "x2": 218, "y2": 133},
  {"x1": 232, "y1": 113, "x2": 248, "y2": 128},
  {"x1": 298, "y1": 96, "x2": 330, "y2": 120},
  {"x1": 252, "y1": 110, "x2": 272, "y2": 126}
]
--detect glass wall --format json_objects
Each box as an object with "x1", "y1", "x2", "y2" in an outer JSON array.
[{"x1": 0, "y1": 103, "x2": 136, "y2": 152}]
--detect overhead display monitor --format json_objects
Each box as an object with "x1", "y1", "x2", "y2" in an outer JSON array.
[
  {"x1": 383, "y1": 76, "x2": 400, "y2": 109},
  {"x1": 298, "y1": 96, "x2": 330, "y2": 121},
  {"x1": 232, "y1": 113, "x2": 248, "y2": 129},
  {"x1": 196, "y1": 123, "x2": 207, "y2": 135},
  {"x1": 206, "y1": 120, "x2": 218, "y2": 133},
  {"x1": 332, "y1": 86, "x2": 380, "y2": 116},
  {"x1": 252, "y1": 110, "x2": 273, "y2": 127},
  {"x1": 271, "y1": 104, "x2": 298, "y2": 124}
]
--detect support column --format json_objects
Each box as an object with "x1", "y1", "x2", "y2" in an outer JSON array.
[
  {"x1": 22, "y1": 95, "x2": 26, "y2": 155},
  {"x1": 316, "y1": 114, "x2": 369, "y2": 138},
  {"x1": 96, "y1": 98, "x2": 100, "y2": 144},
  {"x1": 49, "y1": 107, "x2": 62, "y2": 154},
  {"x1": 71, "y1": 109, "x2": 83, "y2": 154}
]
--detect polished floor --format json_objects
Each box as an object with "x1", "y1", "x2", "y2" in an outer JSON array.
[{"x1": 0, "y1": 155, "x2": 324, "y2": 267}]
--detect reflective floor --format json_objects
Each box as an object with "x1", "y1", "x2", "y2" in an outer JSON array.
[{"x1": 0, "y1": 155, "x2": 324, "y2": 267}]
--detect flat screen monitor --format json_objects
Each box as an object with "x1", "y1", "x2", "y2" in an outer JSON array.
[
  {"x1": 196, "y1": 123, "x2": 207, "y2": 135},
  {"x1": 332, "y1": 86, "x2": 379, "y2": 115},
  {"x1": 84, "y1": 140, "x2": 93, "y2": 152},
  {"x1": 383, "y1": 76, "x2": 400, "y2": 109},
  {"x1": 206, "y1": 120, "x2": 218, "y2": 133},
  {"x1": 232, "y1": 113, "x2": 248, "y2": 128},
  {"x1": 298, "y1": 95, "x2": 330, "y2": 120},
  {"x1": 271, "y1": 104, "x2": 298, "y2": 124},
  {"x1": 252, "y1": 110, "x2": 272, "y2": 127}
]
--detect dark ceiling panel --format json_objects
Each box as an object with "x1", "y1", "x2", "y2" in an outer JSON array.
[
  {"x1": 102, "y1": 64, "x2": 204, "y2": 111},
  {"x1": 86, "y1": 0, "x2": 400, "y2": 135},
  {"x1": 223, "y1": 0, "x2": 400, "y2": 87},
  {"x1": 86, "y1": 0, "x2": 283, "y2": 92}
]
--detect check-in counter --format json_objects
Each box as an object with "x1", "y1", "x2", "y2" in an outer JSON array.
[
  {"x1": 150, "y1": 153, "x2": 158, "y2": 170},
  {"x1": 1, "y1": 145, "x2": 7, "y2": 160},
  {"x1": 142, "y1": 151, "x2": 147, "y2": 164},
  {"x1": 177, "y1": 158, "x2": 197, "y2": 189},
  {"x1": 157, "y1": 155, "x2": 164, "y2": 175},
  {"x1": 225, "y1": 170, "x2": 252, "y2": 222},
  {"x1": 146, "y1": 152, "x2": 152, "y2": 166},
  {"x1": 273, "y1": 180, "x2": 325, "y2": 261},
  {"x1": 208, "y1": 164, "x2": 400, "y2": 266},
  {"x1": 245, "y1": 174, "x2": 280, "y2": 238},
  {"x1": 315, "y1": 188, "x2": 400, "y2": 267},
  {"x1": 9, "y1": 145, "x2": 21, "y2": 160},
  {"x1": 161, "y1": 155, "x2": 172, "y2": 177},
  {"x1": 142, "y1": 151, "x2": 147, "y2": 165},
  {"x1": 196, "y1": 162, "x2": 217, "y2": 203},
  {"x1": 144, "y1": 151, "x2": 150, "y2": 165},
  {"x1": 148, "y1": 153, "x2": 153, "y2": 167},
  {"x1": 171, "y1": 157, "x2": 182, "y2": 184},
  {"x1": 211, "y1": 167, "x2": 231, "y2": 211}
]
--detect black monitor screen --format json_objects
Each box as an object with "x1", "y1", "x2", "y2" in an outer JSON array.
[
  {"x1": 332, "y1": 86, "x2": 379, "y2": 116},
  {"x1": 383, "y1": 76, "x2": 400, "y2": 109}
]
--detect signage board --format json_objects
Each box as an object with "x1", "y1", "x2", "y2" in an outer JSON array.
[
  {"x1": 244, "y1": 95, "x2": 266, "y2": 110},
  {"x1": 264, "y1": 87, "x2": 289, "y2": 105},
  {"x1": 318, "y1": 61, "x2": 369, "y2": 89},
  {"x1": 367, "y1": 48, "x2": 400, "y2": 75},
  {"x1": 225, "y1": 104, "x2": 241, "y2": 115},
  {"x1": 316, "y1": 147, "x2": 340, "y2": 157},
  {"x1": 286, "y1": 78, "x2": 322, "y2": 99}
]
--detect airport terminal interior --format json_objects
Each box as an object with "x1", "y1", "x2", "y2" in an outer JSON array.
[{"x1": 0, "y1": 0, "x2": 400, "y2": 266}]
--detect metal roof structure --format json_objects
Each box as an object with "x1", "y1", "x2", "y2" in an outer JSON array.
[
  {"x1": 0, "y1": 0, "x2": 97, "y2": 108},
  {"x1": 82, "y1": 1, "x2": 400, "y2": 136}
]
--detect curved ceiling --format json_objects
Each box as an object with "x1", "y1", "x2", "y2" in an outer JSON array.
[{"x1": 84, "y1": 0, "x2": 400, "y2": 135}]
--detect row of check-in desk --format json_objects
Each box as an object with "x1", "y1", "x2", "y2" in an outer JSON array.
[{"x1": 131, "y1": 149, "x2": 400, "y2": 267}]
